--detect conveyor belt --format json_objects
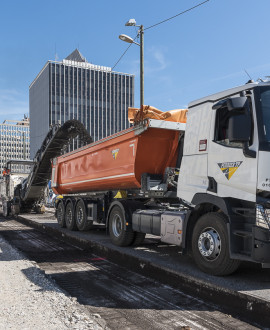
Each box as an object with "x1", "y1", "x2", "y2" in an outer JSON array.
[{"x1": 18, "y1": 120, "x2": 92, "y2": 210}]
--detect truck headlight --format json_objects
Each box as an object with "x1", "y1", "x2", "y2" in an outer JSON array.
[{"x1": 256, "y1": 204, "x2": 270, "y2": 230}]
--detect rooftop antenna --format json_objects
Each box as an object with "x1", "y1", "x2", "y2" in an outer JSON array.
[
  {"x1": 55, "y1": 43, "x2": 58, "y2": 61},
  {"x1": 244, "y1": 69, "x2": 254, "y2": 84},
  {"x1": 244, "y1": 69, "x2": 252, "y2": 80}
]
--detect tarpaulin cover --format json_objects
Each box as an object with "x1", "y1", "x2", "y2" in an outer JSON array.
[{"x1": 128, "y1": 105, "x2": 188, "y2": 124}]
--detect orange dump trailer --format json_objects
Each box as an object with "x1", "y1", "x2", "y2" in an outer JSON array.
[
  {"x1": 52, "y1": 111, "x2": 187, "y2": 252},
  {"x1": 51, "y1": 118, "x2": 185, "y2": 195}
]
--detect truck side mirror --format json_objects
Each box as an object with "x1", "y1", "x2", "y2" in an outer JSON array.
[
  {"x1": 226, "y1": 96, "x2": 248, "y2": 111},
  {"x1": 227, "y1": 113, "x2": 251, "y2": 142},
  {"x1": 212, "y1": 96, "x2": 248, "y2": 111},
  {"x1": 214, "y1": 96, "x2": 256, "y2": 158},
  {"x1": 227, "y1": 96, "x2": 251, "y2": 142},
  {"x1": 227, "y1": 112, "x2": 256, "y2": 158}
]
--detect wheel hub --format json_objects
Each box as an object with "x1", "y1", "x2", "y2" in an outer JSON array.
[
  {"x1": 66, "y1": 209, "x2": 72, "y2": 225},
  {"x1": 77, "y1": 207, "x2": 83, "y2": 225},
  {"x1": 198, "y1": 228, "x2": 221, "y2": 261},
  {"x1": 57, "y1": 204, "x2": 63, "y2": 221},
  {"x1": 112, "y1": 214, "x2": 122, "y2": 237}
]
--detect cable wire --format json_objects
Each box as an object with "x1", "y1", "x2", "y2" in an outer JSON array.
[
  {"x1": 112, "y1": 32, "x2": 140, "y2": 70},
  {"x1": 112, "y1": 43, "x2": 133, "y2": 71},
  {"x1": 112, "y1": 0, "x2": 210, "y2": 69},
  {"x1": 145, "y1": 0, "x2": 210, "y2": 30}
]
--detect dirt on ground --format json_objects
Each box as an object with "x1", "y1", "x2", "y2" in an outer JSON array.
[{"x1": 0, "y1": 235, "x2": 106, "y2": 330}]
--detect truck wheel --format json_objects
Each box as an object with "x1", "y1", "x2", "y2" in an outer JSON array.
[
  {"x1": 3, "y1": 201, "x2": 10, "y2": 217},
  {"x1": 109, "y1": 206, "x2": 135, "y2": 246},
  {"x1": 65, "y1": 202, "x2": 77, "y2": 231},
  {"x1": 192, "y1": 212, "x2": 240, "y2": 276},
  {"x1": 56, "y1": 200, "x2": 66, "y2": 228},
  {"x1": 75, "y1": 200, "x2": 93, "y2": 231},
  {"x1": 132, "y1": 232, "x2": 146, "y2": 246}
]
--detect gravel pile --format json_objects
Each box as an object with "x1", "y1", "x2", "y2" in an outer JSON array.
[{"x1": 0, "y1": 236, "x2": 106, "y2": 329}]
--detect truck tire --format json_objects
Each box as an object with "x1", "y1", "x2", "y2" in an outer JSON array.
[
  {"x1": 2, "y1": 201, "x2": 10, "y2": 217},
  {"x1": 132, "y1": 232, "x2": 146, "y2": 246},
  {"x1": 65, "y1": 202, "x2": 78, "y2": 231},
  {"x1": 109, "y1": 206, "x2": 135, "y2": 246},
  {"x1": 75, "y1": 200, "x2": 93, "y2": 231},
  {"x1": 192, "y1": 212, "x2": 240, "y2": 276},
  {"x1": 56, "y1": 200, "x2": 66, "y2": 228}
]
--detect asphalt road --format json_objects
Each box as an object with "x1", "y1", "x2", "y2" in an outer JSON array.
[
  {"x1": 0, "y1": 216, "x2": 259, "y2": 330},
  {"x1": 18, "y1": 210, "x2": 270, "y2": 302}
]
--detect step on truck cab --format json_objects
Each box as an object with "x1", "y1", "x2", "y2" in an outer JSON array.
[{"x1": 52, "y1": 80, "x2": 270, "y2": 276}]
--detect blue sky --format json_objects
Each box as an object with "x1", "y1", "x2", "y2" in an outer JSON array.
[{"x1": 0, "y1": 0, "x2": 270, "y2": 123}]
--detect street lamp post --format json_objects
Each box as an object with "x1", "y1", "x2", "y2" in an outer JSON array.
[
  {"x1": 119, "y1": 19, "x2": 144, "y2": 108},
  {"x1": 139, "y1": 25, "x2": 144, "y2": 107}
]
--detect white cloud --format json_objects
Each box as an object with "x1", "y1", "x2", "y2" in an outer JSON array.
[
  {"x1": 210, "y1": 71, "x2": 244, "y2": 83},
  {"x1": 248, "y1": 62, "x2": 270, "y2": 73},
  {"x1": 145, "y1": 46, "x2": 168, "y2": 74},
  {"x1": 124, "y1": 46, "x2": 169, "y2": 76},
  {"x1": 151, "y1": 48, "x2": 167, "y2": 70},
  {"x1": 210, "y1": 62, "x2": 270, "y2": 83},
  {"x1": 0, "y1": 89, "x2": 28, "y2": 123}
]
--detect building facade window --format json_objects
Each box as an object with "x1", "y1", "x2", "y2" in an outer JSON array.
[
  {"x1": 0, "y1": 117, "x2": 30, "y2": 174},
  {"x1": 30, "y1": 49, "x2": 135, "y2": 158}
]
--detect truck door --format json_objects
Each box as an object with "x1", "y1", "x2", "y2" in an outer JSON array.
[{"x1": 208, "y1": 94, "x2": 258, "y2": 202}]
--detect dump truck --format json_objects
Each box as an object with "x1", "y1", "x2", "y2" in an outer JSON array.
[{"x1": 50, "y1": 80, "x2": 270, "y2": 275}]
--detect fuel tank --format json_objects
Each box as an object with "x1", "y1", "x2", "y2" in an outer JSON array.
[{"x1": 51, "y1": 119, "x2": 185, "y2": 195}]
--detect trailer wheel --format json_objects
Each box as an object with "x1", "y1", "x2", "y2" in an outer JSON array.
[
  {"x1": 56, "y1": 200, "x2": 66, "y2": 228},
  {"x1": 109, "y1": 206, "x2": 135, "y2": 246},
  {"x1": 192, "y1": 212, "x2": 240, "y2": 276},
  {"x1": 132, "y1": 232, "x2": 146, "y2": 246},
  {"x1": 65, "y1": 202, "x2": 77, "y2": 231},
  {"x1": 75, "y1": 200, "x2": 93, "y2": 231}
]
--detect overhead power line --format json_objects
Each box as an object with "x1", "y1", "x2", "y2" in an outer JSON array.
[
  {"x1": 112, "y1": 0, "x2": 210, "y2": 69},
  {"x1": 112, "y1": 43, "x2": 133, "y2": 71},
  {"x1": 112, "y1": 33, "x2": 139, "y2": 70},
  {"x1": 145, "y1": 0, "x2": 210, "y2": 31}
]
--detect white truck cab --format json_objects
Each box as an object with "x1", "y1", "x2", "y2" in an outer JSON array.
[{"x1": 178, "y1": 81, "x2": 270, "y2": 275}]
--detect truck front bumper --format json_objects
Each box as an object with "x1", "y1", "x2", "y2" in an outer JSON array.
[{"x1": 252, "y1": 225, "x2": 270, "y2": 264}]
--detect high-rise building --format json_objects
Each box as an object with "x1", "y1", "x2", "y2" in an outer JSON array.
[
  {"x1": 29, "y1": 49, "x2": 135, "y2": 158},
  {"x1": 0, "y1": 116, "x2": 30, "y2": 174}
]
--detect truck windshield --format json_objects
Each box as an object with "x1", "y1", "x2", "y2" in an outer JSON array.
[{"x1": 255, "y1": 86, "x2": 270, "y2": 150}]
